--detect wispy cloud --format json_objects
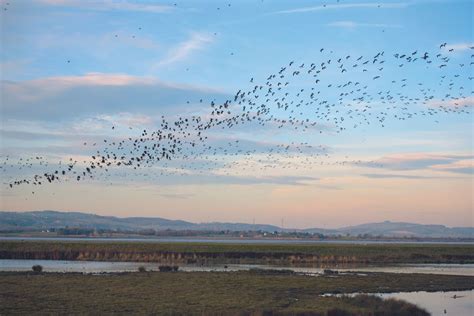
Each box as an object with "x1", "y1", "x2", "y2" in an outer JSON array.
[
  {"x1": 106, "y1": 113, "x2": 153, "y2": 128},
  {"x1": 426, "y1": 96, "x2": 474, "y2": 108},
  {"x1": 2, "y1": 73, "x2": 157, "y2": 103},
  {"x1": 1, "y1": 73, "x2": 226, "y2": 120},
  {"x1": 34, "y1": 72, "x2": 156, "y2": 87},
  {"x1": 3, "y1": 73, "x2": 222, "y2": 97},
  {"x1": 0, "y1": 129, "x2": 88, "y2": 142},
  {"x1": 361, "y1": 173, "x2": 434, "y2": 179},
  {"x1": 271, "y1": 2, "x2": 408, "y2": 15},
  {"x1": 154, "y1": 174, "x2": 320, "y2": 186},
  {"x1": 34, "y1": 0, "x2": 173, "y2": 13},
  {"x1": 430, "y1": 160, "x2": 473, "y2": 175},
  {"x1": 153, "y1": 32, "x2": 214, "y2": 68},
  {"x1": 327, "y1": 21, "x2": 401, "y2": 29},
  {"x1": 80, "y1": 113, "x2": 154, "y2": 130},
  {"x1": 442, "y1": 42, "x2": 474, "y2": 52},
  {"x1": 358, "y1": 153, "x2": 473, "y2": 174}
]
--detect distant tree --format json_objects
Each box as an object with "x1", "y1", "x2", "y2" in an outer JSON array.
[
  {"x1": 138, "y1": 266, "x2": 146, "y2": 273},
  {"x1": 32, "y1": 265, "x2": 43, "y2": 273}
]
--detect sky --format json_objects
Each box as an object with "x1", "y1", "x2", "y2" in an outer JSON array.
[{"x1": 0, "y1": 0, "x2": 473, "y2": 229}]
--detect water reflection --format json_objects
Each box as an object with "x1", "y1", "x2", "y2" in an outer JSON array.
[
  {"x1": 2, "y1": 260, "x2": 472, "y2": 314},
  {"x1": 0, "y1": 259, "x2": 158, "y2": 273},
  {"x1": 1, "y1": 259, "x2": 473, "y2": 276},
  {"x1": 337, "y1": 264, "x2": 474, "y2": 276},
  {"x1": 380, "y1": 291, "x2": 474, "y2": 316},
  {"x1": 324, "y1": 291, "x2": 473, "y2": 316}
]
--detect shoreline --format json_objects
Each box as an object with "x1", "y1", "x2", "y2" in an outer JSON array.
[{"x1": 1, "y1": 235, "x2": 473, "y2": 244}]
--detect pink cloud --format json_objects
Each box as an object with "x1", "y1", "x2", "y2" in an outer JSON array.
[
  {"x1": 426, "y1": 96, "x2": 474, "y2": 108},
  {"x1": 359, "y1": 153, "x2": 473, "y2": 172},
  {"x1": 431, "y1": 159, "x2": 473, "y2": 174}
]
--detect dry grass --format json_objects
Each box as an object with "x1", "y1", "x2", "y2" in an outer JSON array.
[{"x1": 1, "y1": 240, "x2": 473, "y2": 265}]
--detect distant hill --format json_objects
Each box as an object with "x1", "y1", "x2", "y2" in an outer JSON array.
[
  {"x1": 0, "y1": 211, "x2": 473, "y2": 238},
  {"x1": 338, "y1": 221, "x2": 474, "y2": 238},
  {"x1": 0, "y1": 211, "x2": 280, "y2": 233}
]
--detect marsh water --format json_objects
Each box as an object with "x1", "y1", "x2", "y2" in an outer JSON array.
[
  {"x1": 1, "y1": 236, "x2": 473, "y2": 244},
  {"x1": 379, "y1": 291, "x2": 473, "y2": 315},
  {"x1": 1, "y1": 259, "x2": 473, "y2": 276},
  {"x1": 2, "y1": 259, "x2": 473, "y2": 315},
  {"x1": 323, "y1": 290, "x2": 473, "y2": 316}
]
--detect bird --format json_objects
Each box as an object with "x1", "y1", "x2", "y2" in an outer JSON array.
[{"x1": 5, "y1": 44, "x2": 471, "y2": 190}]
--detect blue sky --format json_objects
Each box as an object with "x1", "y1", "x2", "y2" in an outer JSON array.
[{"x1": 0, "y1": 0, "x2": 472, "y2": 228}]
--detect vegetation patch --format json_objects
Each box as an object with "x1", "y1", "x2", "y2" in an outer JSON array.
[
  {"x1": 1, "y1": 240, "x2": 473, "y2": 265},
  {"x1": 0, "y1": 271, "x2": 471, "y2": 315}
]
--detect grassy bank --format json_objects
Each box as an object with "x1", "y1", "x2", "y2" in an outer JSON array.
[
  {"x1": 1, "y1": 271, "x2": 472, "y2": 315},
  {"x1": 1, "y1": 240, "x2": 473, "y2": 265}
]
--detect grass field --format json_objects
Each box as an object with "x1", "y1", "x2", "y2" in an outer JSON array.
[
  {"x1": 2, "y1": 270, "x2": 472, "y2": 315},
  {"x1": 1, "y1": 240, "x2": 473, "y2": 265}
]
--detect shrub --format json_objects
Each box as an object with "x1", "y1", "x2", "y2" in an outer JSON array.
[
  {"x1": 138, "y1": 266, "x2": 146, "y2": 273},
  {"x1": 32, "y1": 265, "x2": 43, "y2": 273},
  {"x1": 248, "y1": 268, "x2": 294, "y2": 275},
  {"x1": 159, "y1": 265, "x2": 179, "y2": 272},
  {"x1": 339, "y1": 295, "x2": 430, "y2": 316}
]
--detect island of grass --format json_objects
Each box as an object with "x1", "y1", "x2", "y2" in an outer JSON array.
[{"x1": 1, "y1": 270, "x2": 472, "y2": 315}]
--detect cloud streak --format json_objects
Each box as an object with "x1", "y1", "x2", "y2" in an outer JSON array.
[
  {"x1": 442, "y1": 42, "x2": 474, "y2": 52},
  {"x1": 426, "y1": 96, "x2": 474, "y2": 108},
  {"x1": 154, "y1": 32, "x2": 214, "y2": 68},
  {"x1": 361, "y1": 173, "x2": 434, "y2": 179},
  {"x1": 148, "y1": 174, "x2": 321, "y2": 186},
  {"x1": 271, "y1": 2, "x2": 409, "y2": 14},
  {"x1": 431, "y1": 160, "x2": 473, "y2": 175},
  {"x1": 1, "y1": 73, "x2": 226, "y2": 120},
  {"x1": 357, "y1": 153, "x2": 473, "y2": 175}
]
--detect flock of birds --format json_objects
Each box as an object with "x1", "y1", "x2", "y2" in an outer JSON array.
[{"x1": 1, "y1": 42, "x2": 473, "y2": 192}]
